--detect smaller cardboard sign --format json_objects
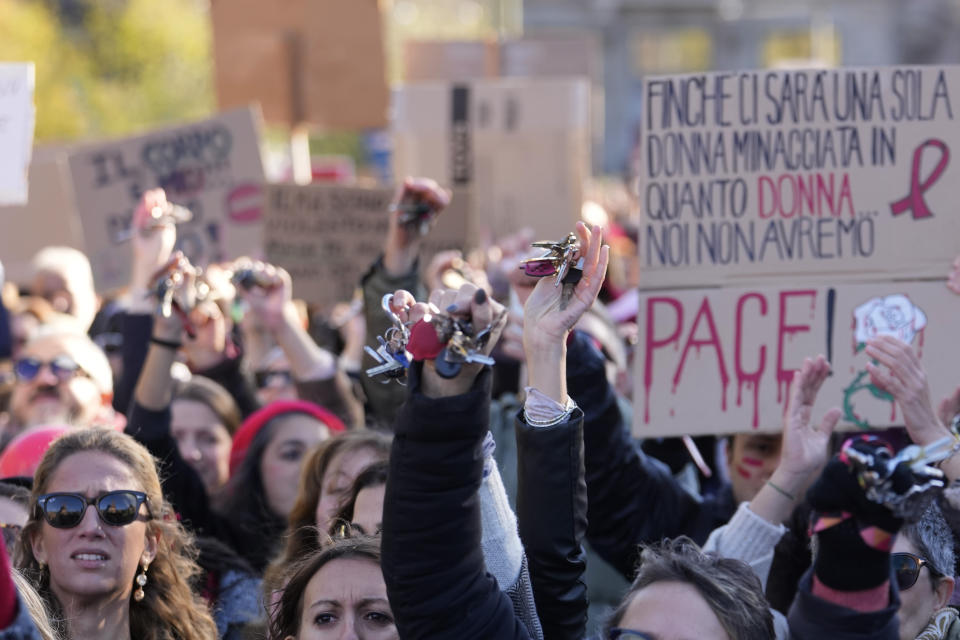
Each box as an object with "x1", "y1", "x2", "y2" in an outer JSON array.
[
  {"x1": 67, "y1": 108, "x2": 266, "y2": 292},
  {"x1": 0, "y1": 148, "x2": 85, "y2": 285},
  {"x1": 393, "y1": 78, "x2": 590, "y2": 243},
  {"x1": 633, "y1": 280, "x2": 960, "y2": 437},
  {"x1": 262, "y1": 184, "x2": 470, "y2": 309},
  {"x1": 0, "y1": 63, "x2": 35, "y2": 205}
]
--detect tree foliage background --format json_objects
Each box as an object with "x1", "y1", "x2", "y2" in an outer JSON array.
[{"x1": 0, "y1": 0, "x2": 214, "y2": 142}]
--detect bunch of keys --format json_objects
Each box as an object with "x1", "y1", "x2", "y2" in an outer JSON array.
[
  {"x1": 520, "y1": 232, "x2": 585, "y2": 309},
  {"x1": 365, "y1": 294, "x2": 413, "y2": 383},
  {"x1": 840, "y1": 435, "x2": 951, "y2": 519},
  {"x1": 428, "y1": 312, "x2": 500, "y2": 379},
  {"x1": 148, "y1": 262, "x2": 198, "y2": 339},
  {"x1": 117, "y1": 201, "x2": 193, "y2": 242},
  {"x1": 391, "y1": 193, "x2": 436, "y2": 236}
]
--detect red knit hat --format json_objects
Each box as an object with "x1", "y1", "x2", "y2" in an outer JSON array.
[
  {"x1": 229, "y1": 400, "x2": 346, "y2": 476},
  {"x1": 0, "y1": 426, "x2": 72, "y2": 479}
]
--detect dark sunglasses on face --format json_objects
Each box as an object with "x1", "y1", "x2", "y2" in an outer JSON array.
[
  {"x1": 892, "y1": 552, "x2": 943, "y2": 590},
  {"x1": 254, "y1": 369, "x2": 293, "y2": 390},
  {"x1": 607, "y1": 630, "x2": 654, "y2": 640},
  {"x1": 35, "y1": 490, "x2": 152, "y2": 529},
  {"x1": 14, "y1": 356, "x2": 82, "y2": 383}
]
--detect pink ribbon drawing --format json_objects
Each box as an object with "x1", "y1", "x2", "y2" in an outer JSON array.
[{"x1": 890, "y1": 139, "x2": 950, "y2": 220}]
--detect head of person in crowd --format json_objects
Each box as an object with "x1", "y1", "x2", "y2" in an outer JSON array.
[
  {"x1": 269, "y1": 536, "x2": 397, "y2": 640},
  {"x1": 7, "y1": 295, "x2": 61, "y2": 361},
  {"x1": 254, "y1": 347, "x2": 298, "y2": 406},
  {"x1": 726, "y1": 432, "x2": 783, "y2": 504},
  {"x1": 329, "y1": 460, "x2": 389, "y2": 537},
  {"x1": 16, "y1": 429, "x2": 218, "y2": 640},
  {"x1": 265, "y1": 432, "x2": 390, "y2": 593},
  {"x1": 894, "y1": 502, "x2": 956, "y2": 640},
  {"x1": 0, "y1": 480, "x2": 30, "y2": 553},
  {"x1": 30, "y1": 247, "x2": 98, "y2": 333},
  {"x1": 604, "y1": 537, "x2": 774, "y2": 640},
  {"x1": 220, "y1": 400, "x2": 344, "y2": 571},
  {"x1": 8, "y1": 328, "x2": 113, "y2": 433},
  {"x1": 170, "y1": 375, "x2": 242, "y2": 496}
]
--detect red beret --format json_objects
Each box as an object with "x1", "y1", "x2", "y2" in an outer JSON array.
[{"x1": 229, "y1": 400, "x2": 345, "y2": 476}]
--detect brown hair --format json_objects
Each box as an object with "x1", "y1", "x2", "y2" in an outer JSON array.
[
  {"x1": 173, "y1": 375, "x2": 243, "y2": 436},
  {"x1": 606, "y1": 537, "x2": 774, "y2": 640},
  {"x1": 16, "y1": 429, "x2": 218, "y2": 640},
  {"x1": 268, "y1": 535, "x2": 384, "y2": 640},
  {"x1": 328, "y1": 460, "x2": 389, "y2": 536},
  {"x1": 263, "y1": 431, "x2": 390, "y2": 592}
]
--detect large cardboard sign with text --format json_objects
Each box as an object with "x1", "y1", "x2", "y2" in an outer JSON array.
[
  {"x1": 635, "y1": 281, "x2": 960, "y2": 437},
  {"x1": 0, "y1": 63, "x2": 35, "y2": 205},
  {"x1": 68, "y1": 108, "x2": 265, "y2": 292},
  {"x1": 263, "y1": 184, "x2": 470, "y2": 309},
  {"x1": 640, "y1": 67, "x2": 960, "y2": 288}
]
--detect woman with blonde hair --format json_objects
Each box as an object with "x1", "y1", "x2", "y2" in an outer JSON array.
[{"x1": 15, "y1": 428, "x2": 218, "y2": 640}]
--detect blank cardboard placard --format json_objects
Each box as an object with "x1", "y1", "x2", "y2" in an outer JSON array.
[
  {"x1": 68, "y1": 108, "x2": 266, "y2": 292},
  {"x1": 0, "y1": 63, "x2": 35, "y2": 205},
  {"x1": 639, "y1": 66, "x2": 960, "y2": 288},
  {"x1": 0, "y1": 148, "x2": 85, "y2": 285},
  {"x1": 393, "y1": 78, "x2": 590, "y2": 243},
  {"x1": 632, "y1": 280, "x2": 960, "y2": 437},
  {"x1": 262, "y1": 184, "x2": 470, "y2": 309}
]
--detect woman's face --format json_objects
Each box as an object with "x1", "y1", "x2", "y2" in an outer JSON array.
[
  {"x1": 288, "y1": 557, "x2": 397, "y2": 640},
  {"x1": 171, "y1": 399, "x2": 233, "y2": 494},
  {"x1": 261, "y1": 415, "x2": 330, "y2": 518},
  {"x1": 315, "y1": 447, "x2": 382, "y2": 532},
  {"x1": 30, "y1": 451, "x2": 157, "y2": 604},
  {"x1": 352, "y1": 485, "x2": 385, "y2": 535}
]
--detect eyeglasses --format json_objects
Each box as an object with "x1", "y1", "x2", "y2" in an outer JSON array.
[
  {"x1": 36, "y1": 491, "x2": 152, "y2": 529},
  {"x1": 892, "y1": 552, "x2": 942, "y2": 590},
  {"x1": 254, "y1": 370, "x2": 293, "y2": 390},
  {"x1": 607, "y1": 630, "x2": 654, "y2": 640},
  {"x1": 14, "y1": 356, "x2": 82, "y2": 383}
]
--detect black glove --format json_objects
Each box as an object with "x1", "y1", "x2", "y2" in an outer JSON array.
[{"x1": 807, "y1": 436, "x2": 905, "y2": 592}]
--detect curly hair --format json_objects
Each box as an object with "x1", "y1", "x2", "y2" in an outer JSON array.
[
  {"x1": 263, "y1": 431, "x2": 390, "y2": 592},
  {"x1": 605, "y1": 537, "x2": 774, "y2": 640},
  {"x1": 15, "y1": 429, "x2": 218, "y2": 640},
  {"x1": 268, "y1": 535, "x2": 384, "y2": 640}
]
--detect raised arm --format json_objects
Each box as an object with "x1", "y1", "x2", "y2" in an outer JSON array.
[
  {"x1": 380, "y1": 283, "x2": 532, "y2": 639},
  {"x1": 516, "y1": 222, "x2": 608, "y2": 640}
]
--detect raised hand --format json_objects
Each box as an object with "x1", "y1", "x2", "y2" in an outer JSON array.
[
  {"x1": 383, "y1": 177, "x2": 451, "y2": 276},
  {"x1": 131, "y1": 188, "x2": 177, "y2": 291}
]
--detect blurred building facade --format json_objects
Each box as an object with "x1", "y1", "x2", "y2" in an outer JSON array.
[{"x1": 523, "y1": 0, "x2": 960, "y2": 173}]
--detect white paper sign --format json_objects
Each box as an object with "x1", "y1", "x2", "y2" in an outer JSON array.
[{"x1": 0, "y1": 63, "x2": 35, "y2": 205}]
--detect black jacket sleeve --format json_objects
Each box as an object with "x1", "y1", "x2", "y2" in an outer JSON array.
[
  {"x1": 194, "y1": 352, "x2": 259, "y2": 419},
  {"x1": 112, "y1": 312, "x2": 153, "y2": 414},
  {"x1": 381, "y1": 365, "x2": 531, "y2": 640},
  {"x1": 787, "y1": 571, "x2": 900, "y2": 640},
  {"x1": 516, "y1": 407, "x2": 588, "y2": 640},
  {"x1": 567, "y1": 331, "x2": 728, "y2": 581}
]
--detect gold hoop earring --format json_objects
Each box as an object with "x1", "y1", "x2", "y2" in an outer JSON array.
[{"x1": 133, "y1": 561, "x2": 149, "y2": 602}]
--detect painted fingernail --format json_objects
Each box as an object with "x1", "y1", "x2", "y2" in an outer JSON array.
[
  {"x1": 446, "y1": 304, "x2": 458, "y2": 313},
  {"x1": 474, "y1": 289, "x2": 487, "y2": 305}
]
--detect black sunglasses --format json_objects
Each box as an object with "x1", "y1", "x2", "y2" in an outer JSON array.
[
  {"x1": 36, "y1": 491, "x2": 152, "y2": 529},
  {"x1": 14, "y1": 356, "x2": 82, "y2": 383},
  {"x1": 607, "y1": 630, "x2": 654, "y2": 640},
  {"x1": 892, "y1": 552, "x2": 942, "y2": 590}
]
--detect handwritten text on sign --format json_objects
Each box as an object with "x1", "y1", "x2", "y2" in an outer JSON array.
[
  {"x1": 68, "y1": 108, "x2": 265, "y2": 292},
  {"x1": 633, "y1": 281, "x2": 960, "y2": 438},
  {"x1": 640, "y1": 67, "x2": 960, "y2": 286}
]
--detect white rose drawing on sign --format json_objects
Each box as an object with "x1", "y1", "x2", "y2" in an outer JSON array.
[
  {"x1": 853, "y1": 294, "x2": 927, "y2": 345},
  {"x1": 844, "y1": 294, "x2": 928, "y2": 429}
]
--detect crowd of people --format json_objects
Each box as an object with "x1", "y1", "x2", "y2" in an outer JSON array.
[{"x1": 0, "y1": 177, "x2": 958, "y2": 640}]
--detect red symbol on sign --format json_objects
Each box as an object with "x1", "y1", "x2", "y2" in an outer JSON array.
[{"x1": 890, "y1": 139, "x2": 950, "y2": 220}]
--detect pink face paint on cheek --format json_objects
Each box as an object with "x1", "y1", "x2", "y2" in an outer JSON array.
[
  {"x1": 735, "y1": 465, "x2": 752, "y2": 479},
  {"x1": 742, "y1": 456, "x2": 764, "y2": 467}
]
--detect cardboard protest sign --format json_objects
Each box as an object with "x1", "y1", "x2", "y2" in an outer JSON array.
[
  {"x1": 0, "y1": 147, "x2": 85, "y2": 285},
  {"x1": 393, "y1": 78, "x2": 589, "y2": 243},
  {"x1": 262, "y1": 184, "x2": 470, "y2": 309},
  {"x1": 634, "y1": 280, "x2": 960, "y2": 437},
  {"x1": 68, "y1": 108, "x2": 265, "y2": 292},
  {"x1": 0, "y1": 63, "x2": 35, "y2": 205},
  {"x1": 210, "y1": 0, "x2": 388, "y2": 129},
  {"x1": 640, "y1": 66, "x2": 960, "y2": 288}
]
